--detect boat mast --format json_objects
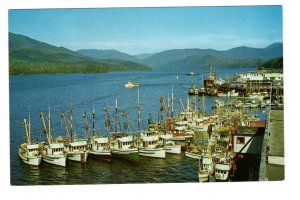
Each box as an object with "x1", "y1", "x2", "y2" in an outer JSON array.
[
  {"x1": 70, "y1": 96, "x2": 73, "y2": 142},
  {"x1": 137, "y1": 88, "x2": 141, "y2": 139},
  {"x1": 114, "y1": 97, "x2": 121, "y2": 133},
  {"x1": 104, "y1": 104, "x2": 112, "y2": 134},
  {"x1": 60, "y1": 112, "x2": 70, "y2": 141},
  {"x1": 39, "y1": 112, "x2": 51, "y2": 144},
  {"x1": 48, "y1": 104, "x2": 52, "y2": 142},
  {"x1": 83, "y1": 112, "x2": 91, "y2": 138},
  {"x1": 23, "y1": 119, "x2": 31, "y2": 145},
  {"x1": 171, "y1": 84, "x2": 174, "y2": 118},
  {"x1": 202, "y1": 93, "x2": 205, "y2": 116},
  {"x1": 28, "y1": 108, "x2": 31, "y2": 144},
  {"x1": 92, "y1": 99, "x2": 95, "y2": 135}
]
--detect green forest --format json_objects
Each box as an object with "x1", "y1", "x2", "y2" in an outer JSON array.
[
  {"x1": 257, "y1": 57, "x2": 283, "y2": 70},
  {"x1": 9, "y1": 33, "x2": 151, "y2": 75}
]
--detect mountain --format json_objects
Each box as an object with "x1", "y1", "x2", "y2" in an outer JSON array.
[
  {"x1": 141, "y1": 43, "x2": 283, "y2": 68},
  {"x1": 9, "y1": 33, "x2": 150, "y2": 75},
  {"x1": 258, "y1": 56, "x2": 283, "y2": 70},
  {"x1": 133, "y1": 53, "x2": 157, "y2": 60},
  {"x1": 77, "y1": 49, "x2": 140, "y2": 62}
]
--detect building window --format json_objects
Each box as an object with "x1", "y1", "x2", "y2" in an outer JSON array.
[{"x1": 236, "y1": 137, "x2": 245, "y2": 144}]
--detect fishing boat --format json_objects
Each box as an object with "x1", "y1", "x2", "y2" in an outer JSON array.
[
  {"x1": 39, "y1": 107, "x2": 67, "y2": 167},
  {"x1": 89, "y1": 136, "x2": 111, "y2": 162},
  {"x1": 18, "y1": 114, "x2": 42, "y2": 166},
  {"x1": 125, "y1": 81, "x2": 140, "y2": 88},
  {"x1": 188, "y1": 84, "x2": 198, "y2": 95},
  {"x1": 159, "y1": 133, "x2": 181, "y2": 154},
  {"x1": 198, "y1": 156, "x2": 214, "y2": 182},
  {"x1": 110, "y1": 134, "x2": 139, "y2": 162},
  {"x1": 41, "y1": 142, "x2": 66, "y2": 167},
  {"x1": 185, "y1": 147, "x2": 201, "y2": 160},
  {"x1": 109, "y1": 98, "x2": 139, "y2": 162},
  {"x1": 138, "y1": 130, "x2": 166, "y2": 158},
  {"x1": 61, "y1": 98, "x2": 89, "y2": 163},
  {"x1": 214, "y1": 157, "x2": 231, "y2": 181},
  {"x1": 66, "y1": 138, "x2": 89, "y2": 163},
  {"x1": 83, "y1": 108, "x2": 111, "y2": 162}
]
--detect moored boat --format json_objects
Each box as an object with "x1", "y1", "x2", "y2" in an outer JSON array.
[
  {"x1": 89, "y1": 136, "x2": 111, "y2": 162},
  {"x1": 110, "y1": 134, "x2": 139, "y2": 162},
  {"x1": 61, "y1": 98, "x2": 89, "y2": 164},
  {"x1": 18, "y1": 114, "x2": 42, "y2": 166},
  {"x1": 66, "y1": 139, "x2": 89, "y2": 163},
  {"x1": 19, "y1": 143, "x2": 42, "y2": 166},
  {"x1": 185, "y1": 150, "x2": 201, "y2": 160},
  {"x1": 138, "y1": 130, "x2": 166, "y2": 158},
  {"x1": 214, "y1": 157, "x2": 231, "y2": 181},
  {"x1": 198, "y1": 156, "x2": 214, "y2": 182},
  {"x1": 159, "y1": 133, "x2": 181, "y2": 154},
  {"x1": 39, "y1": 109, "x2": 67, "y2": 167},
  {"x1": 41, "y1": 142, "x2": 67, "y2": 167}
]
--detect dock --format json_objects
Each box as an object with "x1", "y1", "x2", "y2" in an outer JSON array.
[{"x1": 260, "y1": 109, "x2": 284, "y2": 181}]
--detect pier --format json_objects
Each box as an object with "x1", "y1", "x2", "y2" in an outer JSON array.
[{"x1": 259, "y1": 109, "x2": 284, "y2": 181}]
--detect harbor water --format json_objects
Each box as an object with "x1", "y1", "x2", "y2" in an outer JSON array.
[{"x1": 10, "y1": 67, "x2": 262, "y2": 185}]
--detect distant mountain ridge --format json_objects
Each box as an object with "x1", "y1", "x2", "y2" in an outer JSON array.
[
  {"x1": 77, "y1": 49, "x2": 140, "y2": 62},
  {"x1": 77, "y1": 43, "x2": 283, "y2": 69},
  {"x1": 9, "y1": 33, "x2": 151, "y2": 75},
  {"x1": 9, "y1": 32, "x2": 283, "y2": 73},
  {"x1": 141, "y1": 43, "x2": 283, "y2": 68}
]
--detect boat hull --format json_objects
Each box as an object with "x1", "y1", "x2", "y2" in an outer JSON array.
[
  {"x1": 67, "y1": 151, "x2": 89, "y2": 163},
  {"x1": 139, "y1": 147, "x2": 166, "y2": 158},
  {"x1": 185, "y1": 151, "x2": 201, "y2": 160},
  {"x1": 165, "y1": 145, "x2": 181, "y2": 154},
  {"x1": 198, "y1": 171, "x2": 209, "y2": 183},
  {"x1": 42, "y1": 154, "x2": 67, "y2": 167},
  {"x1": 19, "y1": 151, "x2": 42, "y2": 166},
  {"x1": 89, "y1": 150, "x2": 112, "y2": 162},
  {"x1": 111, "y1": 148, "x2": 139, "y2": 162}
]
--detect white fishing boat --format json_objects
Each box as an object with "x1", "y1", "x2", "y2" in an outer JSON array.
[
  {"x1": 185, "y1": 147, "x2": 201, "y2": 160},
  {"x1": 159, "y1": 133, "x2": 181, "y2": 154},
  {"x1": 110, "y1": 134, "x2": 139, "y2": 162},
  {"x1": 83, "y1": 108, "x2": 112, "y2": 163},
  {"x1": 89, "y1": 136, "x2": 111, "y2": 162},
  {"x1": 138, "y1": 131, "x2": 166, "y2": 158},
  {"x1": 41, "y1": 142, "x2": 67, "y2": 167},
  {"x1": 110, "y1": 97, "x2": 140, "y2": 162},
  {"x1": 214, "y1": 157, "x2": 231, "y2": 181},
  {"x1": 125, "y1": 81, "x2": 140, "y2": 88},
  {"x1": 39, "y1": 109, "x2": 67, "y2": 167},
  {"x1": 66, "y1": 139, "x2": 89, "y2": 163},
  {"x1": 198, "y1": 156, "x2": 214, "y2": 182},
  {"x1": 61, "y1": 98, "x2": 89, "y2": 163},
  {"x1": 18, "y1": 116, "x2": 42, "y2": 166},
  {"x1": 19, "y1": 143, "x2": 42, "y2": 166}
]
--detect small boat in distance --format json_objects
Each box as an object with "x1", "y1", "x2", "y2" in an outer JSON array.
[
  {"x1": 186, "y1": 72, "x2": 199, "y2": 76},
  {"x1": 125, "y1": 81, "x2": 140, "y2": 88}
]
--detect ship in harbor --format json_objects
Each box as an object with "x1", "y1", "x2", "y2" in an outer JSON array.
[
  {"x1": 18, "y1": 114, "x2": 42, "y2": 166},
  {"x1": 39, "y1": 108, "x2": 67, "y2": 167}
]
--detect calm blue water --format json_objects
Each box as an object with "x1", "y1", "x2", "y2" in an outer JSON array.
[{"x1": 9, "y1": 67, "x2": 260, "y2": 185}]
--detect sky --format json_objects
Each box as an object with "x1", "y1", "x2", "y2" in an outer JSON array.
[{"x1": 9, "y1": 6, "x2": 282, "y2": 55}]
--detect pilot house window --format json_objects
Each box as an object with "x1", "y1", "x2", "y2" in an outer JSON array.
[{"x1": 236, "y1": 137, "x2": 245, "y2": 144}]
